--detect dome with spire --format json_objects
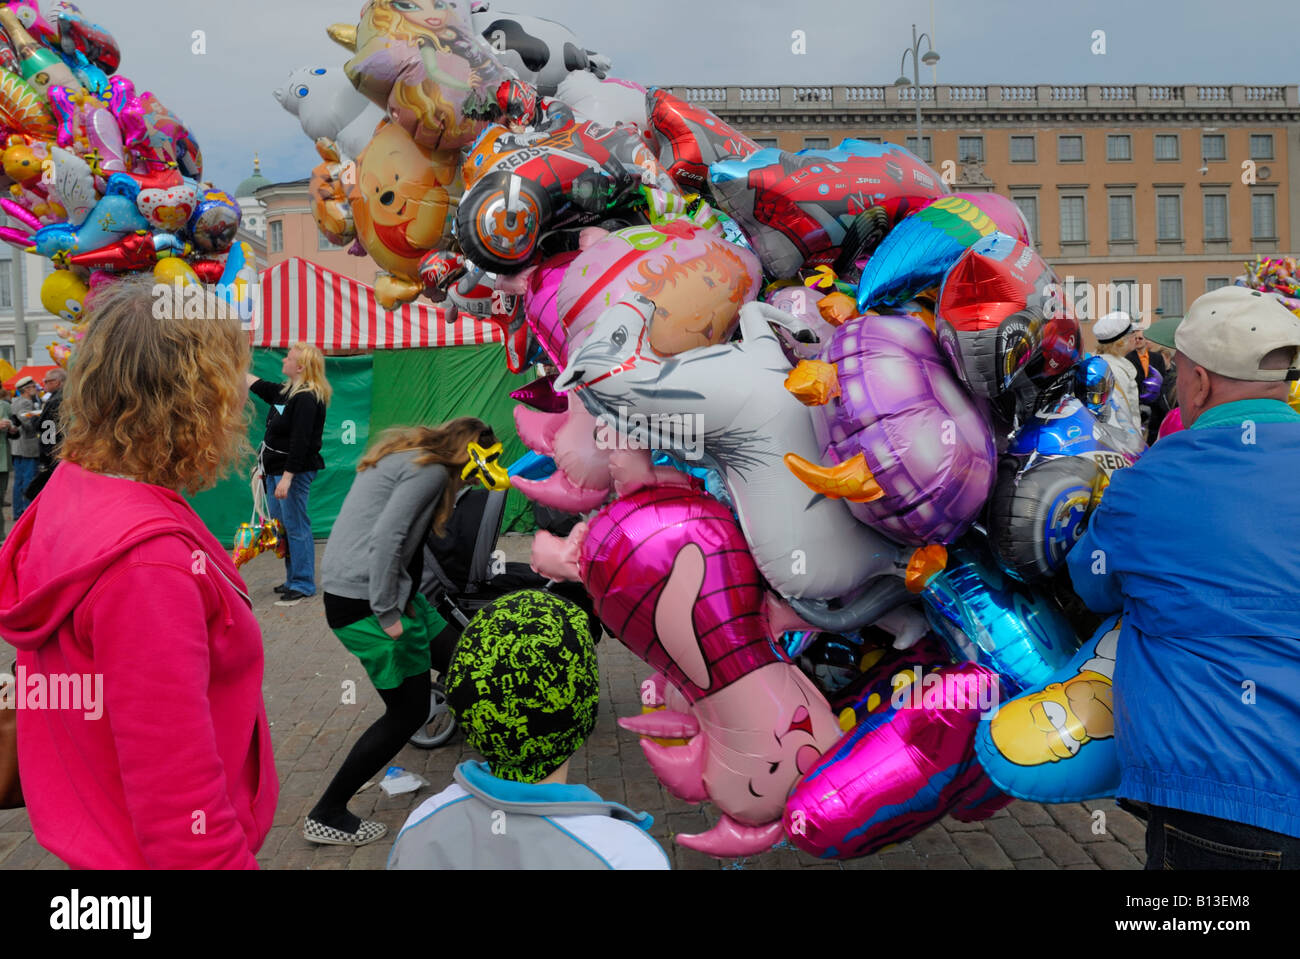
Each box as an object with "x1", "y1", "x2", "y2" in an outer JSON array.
[{"x1": 236, "y1": 154, "x2": 271, "y2": 201}]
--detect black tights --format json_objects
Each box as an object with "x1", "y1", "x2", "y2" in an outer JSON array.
[{"x1": 309, "y1": 672, "x2": 431, "y2": 832}]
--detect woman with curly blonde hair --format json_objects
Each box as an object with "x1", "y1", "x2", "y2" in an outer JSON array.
[
  {"x1": 0, "y1": 276, "x2": 279, "y2": 869},
  {"x1": 246, "y1": 342, "x2": 331, "y2": 606}
]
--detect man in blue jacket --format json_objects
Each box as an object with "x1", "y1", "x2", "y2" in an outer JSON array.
[{"x1": 1068, "y1": 286, "x2": 1300, "y2": 869}]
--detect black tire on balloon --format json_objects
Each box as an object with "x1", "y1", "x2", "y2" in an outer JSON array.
[
  {"x1": 988, "y1": 454, "x2": 1104, "y2": 584},
  {"x1": 456, "y1": 169, "x2": 552, "y2": 274}
]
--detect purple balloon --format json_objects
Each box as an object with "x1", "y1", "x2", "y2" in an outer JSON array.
[{"x1": 807, "y1": 313, "x2": 996, "y2": 545}]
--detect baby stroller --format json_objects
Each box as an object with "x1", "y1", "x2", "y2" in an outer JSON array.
[{"x1": 409, "y1": 487, "x2": 598, "y2": 748}]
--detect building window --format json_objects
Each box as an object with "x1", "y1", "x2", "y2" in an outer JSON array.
[
  {"x1": 1010, "y1": 136, "x2": 1035, "y2": 162},
  {"x1": 1109, "y1": 279, "x2": 1140, "y2": 317},
  {"x1": 1060, "y1": 195, "x2": 1086, "y2": 243},
  {"x1": 1012, "y1": 196, "x2": 1039, "y2": 242},
  {"x1": 1108, "y1": 195, "x2": 1135, "y2": 242},
  {"x1": 1156, "y1": 195, "x2": 1182, "y2": 241},
  {"x1": 1206, "y1": 276, "x2": 1231, "y2": 292},
  {"x1": 1252, "y1": 193, "x2": 1277, "y2": 239},
  {"x1": 1201, "y1": 134, "x2": 1227, "y2": 162},
  {"x1": 0, "y1": 267, "x2": 10, "y2": 309},
  {"x1": 1203, "y1": 194, "x2": 1229, "y2": 241},
  {"x1": 1159, "y1": 278, "x2": 1185, "y2": 316},
  {"x1": 269, "y1": 220, "x2": 284, "y2": 254},
  {"x1": 958, "y1": 136, "x2": 985, "y2": 163},
  {"x1": 860, "y1": 136, "x2": 882, "y2": 143},
  {"x1": 1106, "y1": 135, "x2": 1132, "y2": 161},
  {"x1": 905, "y1": 136, "x2": 933, "y2": 162},
  {"x1": 1154, "y1": 134, "x2": 1180, "y2": 161},
  {"x1": 754, "y1": 137, "x2": 778, "y2": 148},
  {"x1": 1058, "y1": 135, "x2": 1083, "y2": 163},
  {"x1": 802, "y1": 136, "x2": 829, "y2": 150},
  {"x1": 1250, "y1": 134, "x2": 1275, "y2": 160}
]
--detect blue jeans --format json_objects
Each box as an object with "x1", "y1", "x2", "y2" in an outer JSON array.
[
  {"x1": 264, "y1": 471, "x2": 317, "y2": 595},
  {"x1": 1142, "y1": 804, "x2": 1300, "y2": 870},
  {"x1": 11, "y1": 456, "x2": 39, "y2": 520}
]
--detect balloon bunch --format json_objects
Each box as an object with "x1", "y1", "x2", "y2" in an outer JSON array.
[
  {"x1": 1237, "y1": 255, "x2": 1300, "y2": 313},
  {"x1": 287, "y1": 2, "x2": 1150, "y2": 860},
  {"x1": 232, "y1": 517, "x2": 287, "y2": 569},
  {"x1": 0, "y1": 1, "x2": 250, "y2": 368}
]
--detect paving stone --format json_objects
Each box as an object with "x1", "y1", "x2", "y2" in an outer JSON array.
[
  {"x1": 923, "y1": 853, "x2": 973, "y2": 870},
  {"x1": 982, "y1": 816, "x2": 1044, "y2": 861},
  {"x1": 1014, "y1": 857, "x2": 1058, "y2": 870},
  {"x1": 1086, "y1": 840, "x2": 1143, "y2": 870},
  {"x1": 1047, "y1": 802, "x2": 1108, "y2": 843},
  {"x1": 1007, "y1": 801, "x2": 1055, "y2": 827},
  {"x1": 952, "y1": 831, "x2": 1015, "y2": 869},
  {"x1": 1026, "y1": 825, "x2": 1094, "y2": 866}
]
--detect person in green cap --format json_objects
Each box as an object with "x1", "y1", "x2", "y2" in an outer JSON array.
[{"x1": 388, "y1": 589, "x2": 670, "y2": 869}]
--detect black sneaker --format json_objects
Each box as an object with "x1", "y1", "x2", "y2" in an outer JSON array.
[
  {"x1": 274, "y1": 589, "x2": 312, "y2": 607},
  {"x1": 273, "y1": 584, "x2": 289, "y2": 595}
]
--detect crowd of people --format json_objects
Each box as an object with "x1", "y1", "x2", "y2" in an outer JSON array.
[{"x1": 0, "y1": 278, "x2": 1297, "y2": 870}]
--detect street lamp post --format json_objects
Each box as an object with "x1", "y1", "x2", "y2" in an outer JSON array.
[{"x1": 895, "y1": 24, "x2": 940, "y2": 156}]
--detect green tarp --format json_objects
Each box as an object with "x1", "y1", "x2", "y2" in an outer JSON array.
[
  {"x1": 187, "y1": 344, "x2": 537, "y2": 546},
  {"x1": 186, "y1": 350, "x2": 373, "y2": 542},
  {"x1": 369, "y1": 344, "x2": 537, "y2": 535}
]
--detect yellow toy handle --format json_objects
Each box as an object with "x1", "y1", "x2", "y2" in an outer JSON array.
[{"x1": 461, "y1": 440, "x2": 512, "y2": 492}]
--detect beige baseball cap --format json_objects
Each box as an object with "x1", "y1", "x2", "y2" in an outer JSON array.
[{"x1": 1175, "y1": 286, "x2": 1300, "y2": 382}]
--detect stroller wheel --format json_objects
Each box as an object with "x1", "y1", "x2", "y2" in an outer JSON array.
[{"x1": 409, "y1": 682, "x2": 458, "y2": 749}]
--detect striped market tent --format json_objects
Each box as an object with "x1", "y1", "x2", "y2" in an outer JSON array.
[
  {"x1": 254, "y1": 257, "x2": 504, "y2": 350},
  {"x1": 187, "y1": 258, "x2": 538, "y2": 541}
]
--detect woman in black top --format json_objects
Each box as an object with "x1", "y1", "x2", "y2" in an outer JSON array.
[{"x1": 245, "y1": 342, "x2": 331, "y2": 605}]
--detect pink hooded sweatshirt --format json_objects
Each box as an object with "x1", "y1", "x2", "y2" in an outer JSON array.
[{"x1": 0, "y1": 463, "x2": 278, "y2": 869}]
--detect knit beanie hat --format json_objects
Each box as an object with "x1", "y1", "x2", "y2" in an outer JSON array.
[{"x1": 445, "y1": 589, "x2": 599, "y2": 783}]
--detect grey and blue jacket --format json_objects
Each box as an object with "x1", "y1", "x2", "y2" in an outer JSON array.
[{"x1": 388, "y1": 762, "x2": 670, "y2": 870}]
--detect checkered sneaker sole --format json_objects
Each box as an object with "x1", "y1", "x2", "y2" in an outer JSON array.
[{"x1": 302, "y1": 817, "x2": 389, "y2": 847}]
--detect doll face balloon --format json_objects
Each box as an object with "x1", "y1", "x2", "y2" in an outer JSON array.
[
  {"x1": 347, "y1": 120, "x2": 458, "y2": 282},
  {"x1": 344, "y1": 0, "x2": 513, "y2": 152}
]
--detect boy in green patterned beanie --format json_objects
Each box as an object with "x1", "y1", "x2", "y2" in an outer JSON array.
[{"x1": 389, "y1": 590, "x2": 669, "y2": 869}]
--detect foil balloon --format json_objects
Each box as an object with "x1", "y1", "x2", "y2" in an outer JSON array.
[
  {"x1": 935, "y1": 232, "x2": 1081, "y2": 422},
  {"x1": 989, "y1": 394, "x2": 1141, "y2": 583},
  {"x1": 708, "y1": 139, "x2": 947, "y2": 279},
  {"x1": 645, "y1": 87, "x2": 759, "y2": 195},
  {"x1": 975, "y1": 617, "x2": 1121, "y2": 802},
  {"x1": 856, "y1": 193, "x2": 1031, "y2": 310},
  {"x1": 557, "y1": 298, "x2": 905, "y2": 611},
  {"x1": 309, "y1": 142, "x2": 356, "y2": 247},
  {"x1": 512, "y1": 395, "x2": 612, "y2": 513},
  {"x1": 53, "y1": 1, "x2": 121, "y2": 74},
  {"x1": 764, "y1": 284, "x2": 839, "y2": 362},
  {"x1": 84, "y1": 106, "x2": 127, "y2": 173},
  {"x1": 554, "y1": 72, "x2": 647, "y2": 133},
  {"x1": 154, "y1": 257, "x2": 200, "y2": 287},
  {"x1": 340, "y1": 0, "x2": 513, "y2": 152},
  {"x1": 65, "y1": 231, "x2": 162, "y2": 272},
  {"x1": 187, "y1": 188, "x2": 242, "y2": 254},
  {"x1": 32, "y1": 181, "x2": 150, "y2": 259},
  {"x1": 273, "y1": 64, "x2": 385, "y2": 162},
  {"x1": 545, "y1": 219, "x2": 762, "y2": 364},
  {"x1": 0, "y1": 7, "x2": 82, "y2": 97},
  {"x1": 909, "y1": 541, "x2": 1082, "y2": 695},
  {"x1": 137, "y1": 91, "x2": 202, "y2": 177},
  {"x1": 0, "y1": 67, "x2": 56, "y2": 138},
  {"x1": 786, "y1": 312, "x2": 997, "y2": 546},
  {"x1": 347, "y1": 120, "x2": 458, "y2": 307},
  {"x1": 784, "y1": 662, "x2": 1009, "y2": 859},
  {"x1": 574, "y1": 485, "x2": 844, "y2": 856},
  {"x1": 468, "y1": 8, "x2": 611, "y2": 96},
  {"x1": 40, "y1": 269, "x2": 89, "y2": 323}
]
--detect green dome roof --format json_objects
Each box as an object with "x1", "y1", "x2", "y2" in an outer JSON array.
[{"x1": 236, "y1": 155, "x2": 271, "y2": 199}]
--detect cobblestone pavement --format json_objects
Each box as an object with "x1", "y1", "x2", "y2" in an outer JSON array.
[{"x1": 0, "y1": 533, "x2": 1148, "y2": 870}]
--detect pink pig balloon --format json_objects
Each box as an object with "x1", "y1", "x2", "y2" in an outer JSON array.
[{"x1": 579, "y1": 486, "x2": 842, "y2": 856}]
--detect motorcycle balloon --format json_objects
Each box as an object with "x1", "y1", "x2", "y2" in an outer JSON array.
[{"x1": 988, "y1": 454, "x2": 1105, "y2": 583}]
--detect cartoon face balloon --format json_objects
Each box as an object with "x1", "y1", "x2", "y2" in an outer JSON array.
[
  {"x1": 187, "y1": 189, "x2": 242, "y2": 254},
  {"x1": 541, "y1": 220, "x2": 762, "y2": 364},
  {"x1": 347, "y1": 120, "x2": 459, "y2": 284},
  {"x1": 40, "y1": 269, "x2": 89, "y2": 324},
  {"x1": 344, "y1": 0, "x2": 513, "y2": 152},
  {"x1": 274, "y1": 64, "x2": 386, "y2": 161}
]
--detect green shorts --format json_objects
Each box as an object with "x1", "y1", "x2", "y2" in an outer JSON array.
[{"x1": 332, "y1": 593, "x2": 448, "y2": 690}]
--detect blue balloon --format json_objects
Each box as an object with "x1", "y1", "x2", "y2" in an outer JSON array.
[
  {"x1": 916, "y1": 540, "x2": 1081, "y2": 694},
  {"x1": 32, "y1": 192, "x2": 150, "y2": 259},
  {"x1": 507, "y1": 450, "x2": 556, "y2": 481},
  {"x1": 974, "y1": 616, "x2": 1121, "y2": 802}
]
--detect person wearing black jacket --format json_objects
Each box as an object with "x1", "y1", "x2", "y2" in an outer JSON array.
[
  {"x1": 22, "y1": 369, "x2": 66, "y2": 502},
  {"x1": 245, "y1": 343, "x2": 331, "y2": 605},
  {"x1": 1126, "y1": 329, "x2": 1171, "y2": 442}
]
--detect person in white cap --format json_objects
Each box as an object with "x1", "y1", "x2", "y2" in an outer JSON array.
[
  {"x1": 8, "y1": 375, "x2": 42, "y2": 520},
  {"x1": 1068, "y1": 285, "x2": 1300, "y2": 869},
  {"x1": 1093, "y1": 311, "x2": 1142, "y2": 427}
]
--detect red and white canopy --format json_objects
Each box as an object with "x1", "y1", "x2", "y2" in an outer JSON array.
[{"x1": 254, "y1": 258, "x2": 504, "y2": 351}]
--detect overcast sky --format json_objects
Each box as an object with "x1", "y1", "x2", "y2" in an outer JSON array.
[{"x1": 89, "y1": 0, "x2": 1292, "y2": 195}]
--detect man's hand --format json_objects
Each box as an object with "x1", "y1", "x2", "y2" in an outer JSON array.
[
  {"x1": 275, "y1": 474, "x2": 292, "y2": 500},
  {"x1": 383, "y1": 619, "x2": 404, "y2": 639}
]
